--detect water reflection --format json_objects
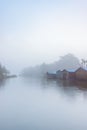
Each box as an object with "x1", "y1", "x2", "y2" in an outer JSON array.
[
  {"x1": 0, "y1": 79, "x2": 7, "y2": 88},
  {"x1": 19, "y1": 77, "x2": 87, "y2": 100},
  {"x1": 56, "y1": 79, "x2": 87, "y2": 91},
  {"x1": 0, "y1": 78, "x2": 87, "y2": 130},
  {"x1": 21, "y1": 77, "x2": 87, "y2": 95},
  {"x1": 41, "y1": 79, "x2": 87, "y2": 99}
]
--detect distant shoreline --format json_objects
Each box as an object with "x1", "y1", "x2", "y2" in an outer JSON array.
[{"x1": 6, "y1": 75, "x2": 17, "y2": 78}]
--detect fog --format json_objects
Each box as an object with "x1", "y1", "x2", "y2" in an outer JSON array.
[{"x1": 0, "y1": 0, "x2": 87, "y2": 74}]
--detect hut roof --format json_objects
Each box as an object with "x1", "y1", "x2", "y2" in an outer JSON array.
[
  {"x1": 57, "y1": 69, "x2": 76, "y2": 73},
  {"x1": 66, "y1": 69, "x2": 76, "y2": 73},
  {"x1": 75, "y1": 67, "x2": 87, "y2": 72},
  {"x1": 47, "y1": 71, "x2": 56, "y2": 74}
]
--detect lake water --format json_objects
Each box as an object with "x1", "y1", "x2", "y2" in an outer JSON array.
[{"x1": 0, "y1": 77, "x2": 87, "y2": 130}]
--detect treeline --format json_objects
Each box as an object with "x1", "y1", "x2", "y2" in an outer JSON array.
[
  {"x1": 0, "y1": 64, "x2": 9, "y2": 80},
  {"x1": 21, "y1": 53, "x2": 81, "y2": 78}
]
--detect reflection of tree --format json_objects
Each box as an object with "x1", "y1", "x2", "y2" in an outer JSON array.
[{"x1": 0, "y1": 79, "x2": 7, "y2": 88}]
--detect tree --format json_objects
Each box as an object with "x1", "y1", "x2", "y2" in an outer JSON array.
[
  {"x1": 81, "y1": 59, "x2": 87, "y2": 68},
  {"x1": 0, "y1": 64, "x2": 9, "y2": 79},
  {"x1": 21, "y1": 53, "x2": 80, "y2": 77}
]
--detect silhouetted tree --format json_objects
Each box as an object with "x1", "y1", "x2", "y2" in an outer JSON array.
[
  {"x1": 81, "y1": 59, "x2": 87, "y2": 68},
  {"x1": 0, "y1": 64, "x2": 9, "y2": 79},
  {"x1": 21, "y1": 53, "x2": 80, "y2": 77}
]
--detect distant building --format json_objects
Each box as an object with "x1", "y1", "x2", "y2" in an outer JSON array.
[
  {"x1": 62, "y1": 69, "x2": 69, "y2": 80},
  {"x1": 66, "y1": 69, "x2": 76, "y2": 80},
  {"x1": 56, "y1": 70, "x2": 63, "y2": 79},
  {"x1": 46, "y1": 72, "x2": 57, "y2": 79},
  {"x1": 47, "y1": 67, "x2": 87, "y2": 81},
  {"x1": 56, "y1": 69, "x2": 76, "y2": 80}
]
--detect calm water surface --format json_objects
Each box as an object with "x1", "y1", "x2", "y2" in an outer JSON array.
[{"x1": 0, "y1": 77, "x2": 87, "y2": 130}]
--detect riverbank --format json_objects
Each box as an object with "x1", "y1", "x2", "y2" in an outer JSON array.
[{"x1": 7, "y1": 75, "x2": 17, "y2": 78}]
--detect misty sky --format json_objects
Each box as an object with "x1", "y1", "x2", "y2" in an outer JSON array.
[{"x1": 0, "y1": 0, "x2": 87, "y2": 73}]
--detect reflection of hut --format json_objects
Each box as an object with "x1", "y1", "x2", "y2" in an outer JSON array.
[
  {"x1": 75, "y1": 67, "x2": 87, "y2": 81},
  {"x1": 46, "y1": 72, "x2": 56, "y2": 79}
]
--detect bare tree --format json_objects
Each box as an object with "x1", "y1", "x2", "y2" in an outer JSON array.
[{"x1": 81, "y1": 59, "x2": 87, "y2": 68}]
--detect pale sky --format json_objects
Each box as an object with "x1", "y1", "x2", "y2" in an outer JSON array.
[{"x1": 0, "y1": 0, "x2": 87, "y2": 73}]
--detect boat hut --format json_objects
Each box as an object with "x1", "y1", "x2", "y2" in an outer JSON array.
[
  {"x1": 66, "y1": 69, "x2": 76, "y2": 80},
  {"x1": 56, "y1": 69, "x2": 76, "y2": 80},
  {"x1": 75, "y1": 67, "x2": 87, "y2": 81},
  {"x1": 46, "y1": 72, "x2": 57, "y2": 79},
  {"x1": 62, "y1": 69, "x2": 69, "y2": 80},
  {"x1": 56, "y1": 69, "x2": 69, "y2": 80},
  {"x1": 56, "y1": 70, "x2": 63, "y2": 79}
]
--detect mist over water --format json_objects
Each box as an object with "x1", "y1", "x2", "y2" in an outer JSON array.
[
  {"x1": 0, "y1": 77, "x2": 87, "y2": 130},
  {"x1": 0, "y1": 0, "x2": 87, "y2": 73},
  {"x1": 0, "y1": 1, "x2": 87, "y2": 130}
]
